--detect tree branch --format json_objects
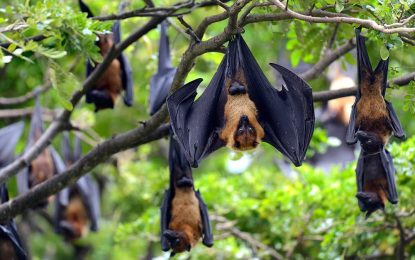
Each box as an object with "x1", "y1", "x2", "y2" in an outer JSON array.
[
  {"x1": 300, "y1": 39, "x2": 356, "y2": 81},
  {"x1": 0, "y1": 123, "x2": 170, "y2": 222},
  {"x1": 313, "y1": 72, "x2": 415, "y2": 102},
  {"x1": 0, "y1": 85, "x2": 51, "y2": 106},
  {"x1": 270, "y1": 0, "x2": 415, "y2": 34},
  {"x1": 0, "y1": 16, "x2": 166, "y2": 186}
]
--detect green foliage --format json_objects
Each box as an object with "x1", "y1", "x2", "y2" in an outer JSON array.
[{"x1": 1, "y1": 0, "x2": 414, "y2": 259}]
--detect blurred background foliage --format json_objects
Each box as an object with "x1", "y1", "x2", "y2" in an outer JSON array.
[{"x1": 0, "y1": 0, "x2": 415, "y2": 259}]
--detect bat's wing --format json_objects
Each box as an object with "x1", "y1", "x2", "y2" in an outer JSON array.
[
  {"x1": 227, "y1": 35, "x2": 314, "y2": 166},
  {"x1": 160, "y1": 188, "x2": 172, "y2": 251},
  {"x1": 0, "y1": 121, "x2": 24, "y2": 167},
  {"x1": 381, "y1": 148, "x2": 398, "y2": 204},
  {"x1": 346, "y1": 28, "x2": 371, "y2": 144},
  {"x1": 113, "y1": 3, "x2": 134, "y2": 107},
  {"x1": 61, "y1": 132, "x2": 73, "y2": 165},
  {"x1": 50, "y1": 147, "x2": 66, "y2": 176},
  {"x1": 77, "y1": 175, "x2": 100, "y2": 231},
  {"x1": 78, "y1": 0, "x2": 94, "y2": 18},
  {"x1": 167, "y1": 77, "x2": 226, "y2": 168},
  {"x1": 0, "y1": 184, "x2": 27, "y2": 260},
  {"x1": 385, "y1": 101, "x2": 405, "y2": 139},
  {"x1": 150, "y1": 22, "x2": 176, "y2": 115},
  {"x1": 195, "y1": 190, "x2": 213, "y2": 247},
  {"x1": 18, "y1": 98, "x2": 44, "y2": 195},
  {"x1": 355, "y1": 151, "x2": 366, "y2": 211}
]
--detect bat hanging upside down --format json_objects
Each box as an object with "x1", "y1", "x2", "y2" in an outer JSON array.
[
  {"x1": 59, "y1": 192, "x2": 90, "y2": 241},
  {"x1": 167, "y1": 34, "x2": 315, "y2": 168},
  {"x1": 160, "y1": 137, "x2": 213, "y2": 256},
  {"x1": 79, "y1": 0, "x2": 133, "y2": 112},
  {"x1": 346, "y1": 28, "x2": 405, "y2": 217},
  {"x1": 355, "y1": 131, "x2": 398, "y2": 218}
]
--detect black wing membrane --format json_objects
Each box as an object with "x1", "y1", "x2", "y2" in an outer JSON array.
[
  {"x1": 168, "y1": 35, "x2": 314, "y2": 167},
  {"x1": 0, "y1": 121, "x2": 24, "y2": 167},
  {"x1": 355, "y1": 148, "x2": 398, "y2": 213},
  {"x1": 167, "y1": 77, "x2": 226, "y2": 168},
  {"x1": 195, "y1": 190, "x2": 214, "y2": 247},
  {"x1": 149, "y1": 21, "x2": 177, "y2": 115},
  {"x1": 55, "y1": 134, "x2": 100, "y2": 233},
  {"x1": 78, "y1": 0, "x2": 94, "y2": 18},
  {"x1": 346, "y1": 28, "x2": 404, "y2": 144},
  {"x1": 17, "y1": 98, "x2": 64, "y2": 196},
  {"x1": 113, "y1": 2, "x2": 134, "y2": 106},
  {"x1": 381, "y1": 149, "x2": 398, "y2": 204},
  {"x1": 160, "y1": 136, "x2": 214, "y2": 250},
  {"x1": 0, "y1": 184, "x2": 27, "y2": 260}
]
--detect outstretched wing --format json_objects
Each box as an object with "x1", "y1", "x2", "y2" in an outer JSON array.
[
  {"x1": 227, "y1": 35, "x2": 314, "y2": 166},
  {"x1": 167, "y1": 77, "x2": 226, "y2": 167}
]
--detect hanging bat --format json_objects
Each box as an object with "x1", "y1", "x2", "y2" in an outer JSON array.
[
  {"x1": 17, "y1": 98, "x2": 66, "y2": 208},
  {"x1": 160, "y1": 136, "x2": 213, "y2": 256},
  {"x1": 0, "y1": 184, "x2": 27, "y2": 260},
  {"x1": 149, "y1": 21, "x2": 177, "y2": 115},
  {"x1": 355, "y1": 131, "x2": 398, "y2": 218},
  {"x1": 79, "y1": 0, "x2": 133, "y2": 112},
  {"x1": 0, "y1": 121, "x2": 24, "y2": 167},
  {"x1": 55, "y1": 133, "x2": 100, "y2": 241},
  {"x1": 167, "y1": 34, "x2": 314, "y2": 168},
  {"x1": 346, "y1": 27, "x2": 405, "y2": 145}
]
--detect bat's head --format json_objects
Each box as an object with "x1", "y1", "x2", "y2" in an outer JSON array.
[
  {"x1": 163, "y1": 230, "x2": 191, "y2": 253},
  {"x1": 355, "y1": 131, "x2": 383, "y2": 153},
  {"x1": 356, "y1": 192, "x2": 384, "y2": 219},
  {"x1": 233, "y1": 115, "x2": 259, "y2": 151}
]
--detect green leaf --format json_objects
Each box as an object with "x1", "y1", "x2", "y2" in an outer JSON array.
[
  {"x1": 56, "y1": 93, "x2": 73, "y2": 111},
  {"x1": 335, "y1": 0, "x2": 345, "y2": 12},
  {"x1": 380, "y1": 45, "x2": 389, "y2": 60}
]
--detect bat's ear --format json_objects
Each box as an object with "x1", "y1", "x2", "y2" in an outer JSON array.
[{"x1": 186, "y1": 244, "x2": 191, "y2": 252}]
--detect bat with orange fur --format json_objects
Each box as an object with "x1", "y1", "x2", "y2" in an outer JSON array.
[
  {"x1": 79, "y1": 0, "x2": 133, "y2": 112},
  {"x1": 355, "y1": 131, "x2": 397, "y2": 218},
  {"x1": 17, "y1": 98, "x2": 65, "y2": 208},
  {"x1": 54, "y1": 133, "x2": 100, "y2": 241},
  {"x1": 160, "y1": 136, "x2": 213, "y2": 256},
  {"x1": 167, "y1": 34, "x2": 314, "y2": 168},
  {"x1": 346, "y1": 28, "x2": 404, "y2": 145}
]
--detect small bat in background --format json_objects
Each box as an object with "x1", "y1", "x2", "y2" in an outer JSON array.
[
  {"x1": 355, "y1": 131, "x2": 398, "y2": 218},
  {"x1": 79, "y1": 0, "x2": 133, "y2": 112},
  {"x1": 346, "y1": 27, "x2": 405, "y2": 145},
  {"x1": 149, "y1": 21, "x2": 177, "y2": 115},
  {"x1": 55, "y1": 133, "x2": 100, "y2": 241},
  {"x1": 0, "y1": 121, "x2": 26, "y2": 259},
  {"x1": 17, "y1": 98, "x2": 66, "y2": 208},
  {"x1": 160, "y1": 136, "x2": 213, "y2": 256},
  {"x1": 167, "y1": 34, "x2": 314, "y2": 168},
  {"x1": 0, "y1": 184, "x2": 27, "y2": 260}
]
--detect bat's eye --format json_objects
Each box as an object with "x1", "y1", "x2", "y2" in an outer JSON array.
[
  {"x1": 237, "y1": 128, "x2": 244, "y2": 135},
  {"x1": 367, "y1": 140, "x2": 372, "y2": 144},
  {"x1": 247, "y1": 126, "x2": 254, "y2": 133}
]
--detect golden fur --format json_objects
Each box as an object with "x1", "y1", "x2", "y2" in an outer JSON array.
[
  {"x1": 356, "y1": 71, "x2": 391, "y2": 144},
  {"x1": 220, "y1": 71, "x2": 264, "y2": 150},
  {"x1": 96, "y1": 34, "x2": 122, "y2": 103},
  {"x1": 64, "y1": 194, "x2": 90, "y2": 240},
  {"x1": 169, "y1": 186, "x2": 202, "y2": 253},
  {"x1": 0, "y1": 238, "x2": 17, "y2": 260},
  {"x1": 364, "y1": 179, "x2": 388, "y2": 205},
  {"x1": 328, "y1": 76, "x2": 355, "y2": 126},
  {"x1": 30, "y1": 130, "x2": 54, "y2": 187}
]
